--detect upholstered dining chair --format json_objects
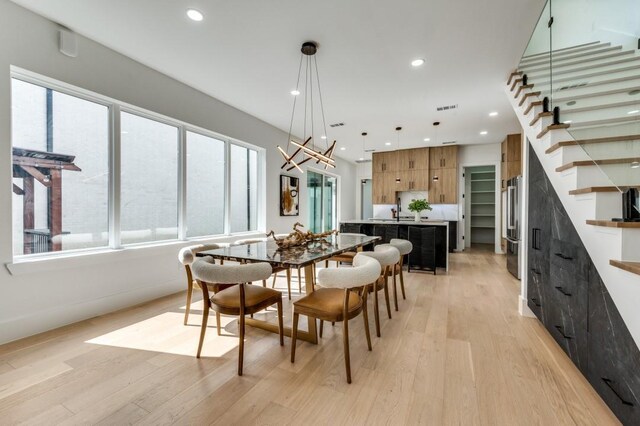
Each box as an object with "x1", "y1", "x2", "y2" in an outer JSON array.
[
  {"x1": 191, "y1": 258, "x2": 283, "y2": 376},
  {"x1": 234, "y1": 238, "x2": 295, "y2": 299},
  {"x1": 290, "y1": 253, "x2": 381, "y2": 383},
  {"x1": 178, "y1": 243, "x2": 230, "y2": 326},
  {"x1": 360, "y1": 245, "x2": 401, "y2": 337},
  {"x1": 389, "y1": 238, "x2": 413, "y2": 308},
  {"x1": 324, "y1": 233, "x2": 367, "y2": 268}
]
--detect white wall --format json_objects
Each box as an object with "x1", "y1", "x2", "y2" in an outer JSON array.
[
  {"x1": 524, "y1": 0, "x2": 640, "y2": 55},
  {"x1": 0, "y1": 0, "x2": 357, "y2": 344}
]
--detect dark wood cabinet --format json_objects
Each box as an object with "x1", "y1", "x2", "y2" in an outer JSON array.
[{"x1": 527, "y1": 143, "x2": 640, "y2": 424}]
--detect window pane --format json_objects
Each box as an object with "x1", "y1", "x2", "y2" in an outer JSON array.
[
  {"x1": 230, "y1": 144, "x2": 258, "y2": 233},
  {"x1": 11, "y1": 79, "x2": 109, "y2": 255},
  {"x1": 186, "y1": 131, "x2": 225, "y2": 237},
  {"x1": 120, "y1": 112, "x2": 178, "y2": 244}
]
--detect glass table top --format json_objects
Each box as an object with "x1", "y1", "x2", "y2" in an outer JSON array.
[{"x1": 199, "y1": 234, "x2": 380, "y2": 267}]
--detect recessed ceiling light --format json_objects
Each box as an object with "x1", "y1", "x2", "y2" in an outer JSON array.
[
  {"x1": 564, "y1": 120, "x2": 572, "y2": 124},
  {"x1": 290, "y1": 90, "x2": 300, "y2": 96},
  {"x1": 631, "y1": 161, "x2": 640, "y2": 169},
  {"x1": 340, "y1": 147, "x2": 346, "y2": 151},
  {"x1": 358, "y1": 157, "x2": 364, "y2": 161},
  {"x1": 423, "y1": 138, "x2": 430, "y2": 142},
  {"x1": 489, "y1": 112, "x2": 498, "y2": 117},
  {"x1": 385, "y1": 142, "x2": 392, "y2": 146},
  {"x1": 627, "y1": 110, "x2": 640, "y2": 115},
  {"x1": 186, "y1": 9, "x2": 204, "y2": 21},
  {"x1": 321, "y1": 135, "x2": 327, "y2": 139},
  {"x1": 411, "y1": 59, "x2": 425, "y2": 67},
  {"x1": 480, "y1": 131, "x2": 488, "y2": 135}
]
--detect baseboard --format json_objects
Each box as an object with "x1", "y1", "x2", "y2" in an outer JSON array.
[
  {"x1": 0, "y1": 281, "x2": 182, "y2": 345},
  {"x1": 519, "y1": 295, "x2": 535, "y2": 317}
]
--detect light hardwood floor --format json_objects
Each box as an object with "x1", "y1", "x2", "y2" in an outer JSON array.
[{"x1": 0, "y1": 249, "x2": 619, "y2": 425}]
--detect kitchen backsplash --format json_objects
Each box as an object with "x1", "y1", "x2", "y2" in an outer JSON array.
[{"x1": 372, "y1": 191, "x2": 458, "y2": 220}]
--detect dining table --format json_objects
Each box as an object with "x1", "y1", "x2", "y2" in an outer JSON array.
[{"x1": 198, "y1": 234, "x2": 380, "y2": 344}]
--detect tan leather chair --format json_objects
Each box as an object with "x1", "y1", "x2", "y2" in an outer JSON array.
[
  {"x1": 178, "y1": 243, "x2": 230, "y2": 326},
  {"x1": 324, "y1": 233, "x2": 366, "y2": 268},
  {"x1": 235, "y1": 238, "x2": 295, "y2": 299},
  {"x1": 360, "y1": 245, "x2": 401, "y2": 337},
  {"x1": 290, "y1": 253, "x2": 381, "y2": 383},
  {"x1": 389, "y1": 238, "x2": 413, "y2": 309},
  {"x1": 191, "y1": 259, "x2": 283, "y2": 376}
]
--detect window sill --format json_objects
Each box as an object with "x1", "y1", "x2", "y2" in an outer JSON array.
[{"x1": 5, "y1": 231, "x2": 266, "y2": 276}]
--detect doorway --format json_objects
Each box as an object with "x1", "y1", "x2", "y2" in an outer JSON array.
[
  {"x1": 307, "y1": 170, "x2": 338, "y2": 233},
  {"x1": 361, "y1": 179, "x2": 372, "y2": 220},
  {"x1": 464, "y1": 165, "x2": 496, "y2": 250}
]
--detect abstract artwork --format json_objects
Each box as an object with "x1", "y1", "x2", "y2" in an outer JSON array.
[{"x1": 280, "y1": 175, "x2": 299, "y2": 216}]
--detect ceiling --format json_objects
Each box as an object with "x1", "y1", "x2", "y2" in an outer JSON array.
[{"x1": 11, "y1": 0, "x2": 546, "y2": 162}]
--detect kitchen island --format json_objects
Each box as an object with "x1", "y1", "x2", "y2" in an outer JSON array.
[{"x1": 340, "y1": 220, "x2": 455, "y2": 272}]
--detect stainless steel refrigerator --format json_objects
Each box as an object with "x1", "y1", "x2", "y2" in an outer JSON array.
[{"x1": 506, "y1": 176, "x2": 522, "y2": 279}]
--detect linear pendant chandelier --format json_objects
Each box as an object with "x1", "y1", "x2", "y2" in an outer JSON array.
[{"x1": 278, "y1": 41, "x2": 336, "y2": 173}]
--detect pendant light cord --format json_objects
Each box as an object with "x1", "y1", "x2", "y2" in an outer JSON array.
[{"x1": 286, "y1": 53, "x2": 304, "y2": 153}]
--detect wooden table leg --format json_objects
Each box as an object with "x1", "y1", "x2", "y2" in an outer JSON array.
[{"x1": 244, "y1": 263, "x2": 319, "y2": 344}]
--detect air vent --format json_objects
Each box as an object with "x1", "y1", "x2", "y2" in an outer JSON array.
[
  {"x1": 364, "y1": 149, "x2": 376, "y2": 153},
  {"x1": 441, "y1": 141, "x2": 457, "y2": 145},
  {"x1": 329, "y1": 122, "x2": 345, "y2": 127},
  {"x1": 436, "y1": 104, "x2": 458, "y2": 112},
  {"x1": 355, "y1": 158, "x2": 372, "y2": 164}
]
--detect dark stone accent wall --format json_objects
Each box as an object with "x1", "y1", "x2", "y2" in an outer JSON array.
[{"x1": 527, "y1": 143, "x2": 640, "y2": 424}]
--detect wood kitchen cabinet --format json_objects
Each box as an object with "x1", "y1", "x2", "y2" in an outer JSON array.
[
  {"x1": 429, "y1": 146, "x2": 458, "y2": 204},
  {"x1": 372, "y1": 172, "x2": 397, "y2": 204},
  {"x1": 372, "y1": 148, "x2": 430, "y2": 202},
  {"x1": 501, "y1": 133, "x2": 522, "y2": 190},
  {"x1": 372, "y1": 151, "x2": 398, "y2": 173},
  {"x1": 397, "y1": 170, "x2": 429, "y2": 191},
  {"x1": 430, "y1": 146, "x2": 458, "y2": 170},
  {"x1": 397, "y1": 148, "x2": 429, "y2": 171}
]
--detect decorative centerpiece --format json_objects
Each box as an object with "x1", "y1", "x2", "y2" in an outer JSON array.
[
  {"x1": 408, "y1": 199, "x2": 432, "y2": 222},
  {"x1": 267, "y1": 222, "x2": 336, "y2": 249}
]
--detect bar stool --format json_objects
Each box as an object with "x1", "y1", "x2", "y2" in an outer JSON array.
[
  {"x1": 360, "y1": 245, "x2": 400, "y2": 337},
  {"x1": 325, "y1": 233, "x2": 367, "y2": 268},
  {"x1": 191, "y1": 259, "x2": 283, "y2": 376},
  {"x1": 178, "y1": 243, "x2": 230, "y2": 325},
  {"x1": 389, "y1": 238, "x2": 413, "y2": 309},
  {"x1": 290, "y1": 253, "x2": 381, "y2": 383}
]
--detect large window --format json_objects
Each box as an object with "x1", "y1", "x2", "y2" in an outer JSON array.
[
  {"x1": 230, "y1": 144, "x2": 258, "y2": 233},
  {"x1": 307, "y1": 170, "x2": 337, "y2": 233},
  {"x1": 10, "y1": 72, "x2": 264, "y2": 258},
  {"x1": 186, "y1": 131, "x2": 225, "y2": 237},
  {"x1": 11, "y1": 78, "x2": 109, "y2": 255},
  {"x1": 120, "y1": 112, "x2": 179, "y2": 245}
]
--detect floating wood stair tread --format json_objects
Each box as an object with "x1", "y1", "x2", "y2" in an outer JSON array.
[
  {"x1": 515, "y1": 84, "x2": 534, "y2": 98},
  {"x1": 507, "y1": 71, "x2": 523, "y2": 85},
  {"x1": 586, "y1": 220, "x2": 640, "y2": 228},
  {"x1": 557, "y1": 157, "x2": 640, "y2": 172},
  {"x1": 530, "y1": 112, "x2": 553, "y2": 126},
  {"x1": 537, "y1": 123, "x2": 570, "y2": 139},
  {"x1": 524, "y1": 101, "x2": 542, "y2": 115},
  {"x1": 510, "y1": 78, "x2": 523, "y2": 91},
  {"x1": 546, "y1": 134, "x2": 640, "y2": 154},
  {"x1": 519, "y1": 92, "x2": 542, "y2": 107},
  {"x1": 610, "y1": 259, "x2": 640, "y2": 275}
]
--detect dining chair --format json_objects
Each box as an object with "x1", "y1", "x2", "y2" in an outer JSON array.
[
  {"x1": 178, "y1": 243, "x2": 230, "y2": 326},
  {"x1": 324, "y1": 233, "x2": 367, "y2": 268},
  {"x1": 389, "y1": 238, "x2": 413, "y2": 307},
  {"x1": 234, "y1": 238, "x2": 294, "y2": 299},
  {"x1": 360, "y1": 245, "x2": 400, "y2": 337},
  {"x1": 191, "y1": 259, "x2": 283, "y2": 376},
  {"x1": 290, "y1": 253, "x2": 381, "y2": 383}
]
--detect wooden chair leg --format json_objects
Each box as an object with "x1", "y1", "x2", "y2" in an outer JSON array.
[
  {"x1": 272, "y1": 273, "x2": 278, "y2": 288},
  {"x1": 277, "y1": 300, "x2": 284, "y2": 346},
  {"x1": 400, "y1": 259, "x2": 406, "y2": 300},
  {"x1": 286, "y1": 268, "x2": 292, "y2": 300},
  {"x1": 297, "y1": 268, "x2": 302, "y2": 293},
  {"x1": 196, "y1": 303, "x2": 209, "y2": 358},
  {"x1": 319, "y1": 320, "x2": 324, "y2": 338},
  {"x1": 262, "y1": 279, "x2": 267, "y2": 287},
  {"x1": 325, "y1": 260, "x2": 329, "y2": 268},
  {"x1": 238, "y1": 314, "x2": 245, "y2": 376},
  {"x1": 373, "y1": 283, "x2": 381, "y2": 337},
  {"x1": 383, "y1": 275, "x2": 392, "y2": 320},
  {"x1": 184, "y1": 280, "x2": 193, "y2": 325},
  {"x1": 362, "y1": 289, "x2": 372, "y2": 351},
  {"x1": 343, "y1": 301, "x2": 351, "y2": 384},
  {"x1": 392, "y1": 265, "x2": 399, "y2": 312},
  {"x1": 216, "y1": 312, "x2": 222, "y2": 336},
  {"x1": 291, "y1": 312, "x2": 299, "y2": 363}
]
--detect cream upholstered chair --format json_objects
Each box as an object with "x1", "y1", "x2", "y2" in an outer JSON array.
[
  {"x1": 291, "y1": 253, "x2": 380, "y2": 383},
  {"x1": 360, "y1": 245, "x2": 401, "y2": 337},
  {"x1": 191, "y1": 259, "x2": 283, "y2": 376},
  {"x1": 234, "y1": 238, "x2": 295, "y2": 299},
  {"x1": 178, "y1": 243, "x2": 230, "y2": 326},
  {"x1": 324, "y1": 233, "x2": 366, "y2": 268},
  {"x1": 389, "y1": 238, "x2": 413, "y2": 308}
]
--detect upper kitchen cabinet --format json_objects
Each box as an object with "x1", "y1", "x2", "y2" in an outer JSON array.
[
  {"x1": 372, "y1": 151, "x2": 398, "y2": 173},
  {"x1": 430, "y1": 146, "x2": 458, "y2": 170},
  {"x1": 397, "y1": 148, "x2": 429, "y2": 171},
  {"x1": 501, "y1": 133, "x2": 522, "y2": 190}
]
